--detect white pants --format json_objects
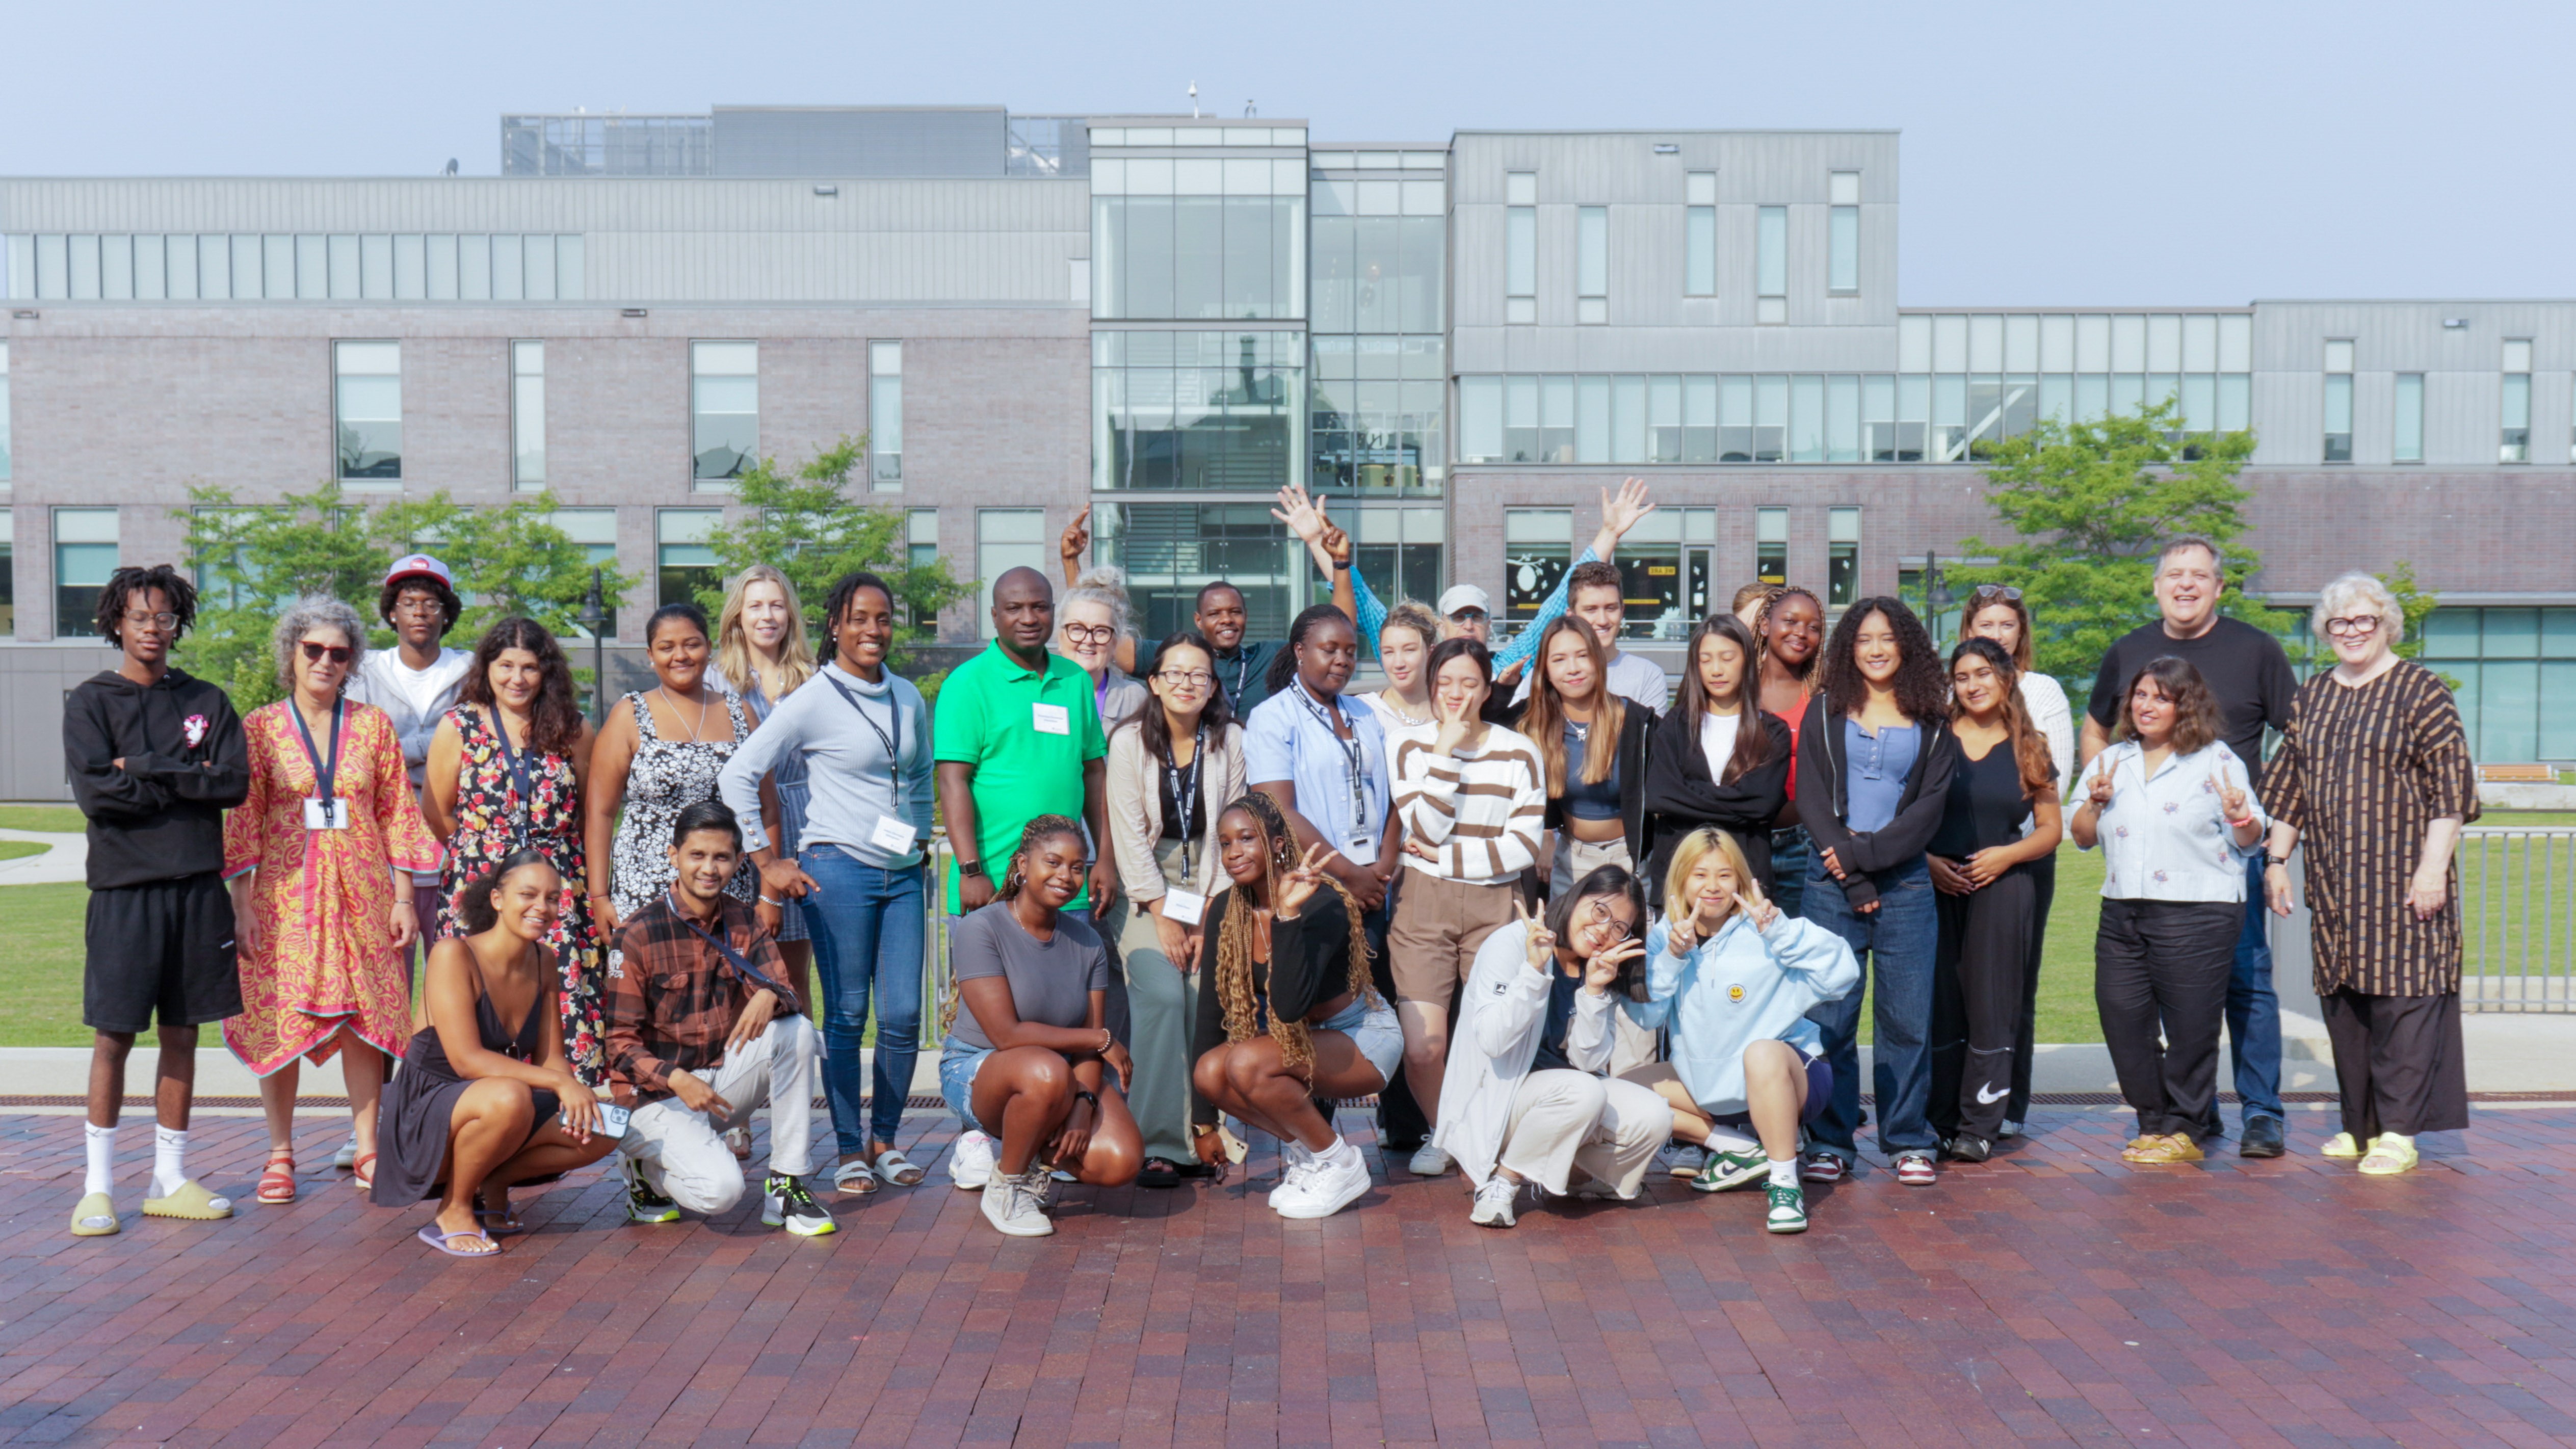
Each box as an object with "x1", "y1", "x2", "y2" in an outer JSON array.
[
  {"x1": 618, "y1": 1014, "x2": 819, "y2": 1214},
  {"x1": 1496, "y1": 1069, "x2": 1671, "y2": 1198}
]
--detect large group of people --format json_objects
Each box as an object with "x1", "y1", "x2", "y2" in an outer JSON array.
[{"x1": 60, "y1": 485, "x2": 2483, "y2": 1251}]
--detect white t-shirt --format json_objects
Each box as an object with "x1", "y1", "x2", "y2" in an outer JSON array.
[
  {"x1": 1698, "y1": 710, "x2": 1742, "y2": 781},
  {"x1": 349, "y1": 646, "x2": 475, "y2": 789}
]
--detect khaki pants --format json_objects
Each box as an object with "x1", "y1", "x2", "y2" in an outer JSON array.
[
  {"x1": 1496, "y1": 1069, "x2": 1671, "y2": 1198},
  {"x1": 1550, "y1": 833, "x2": 1631, "y2": 900},
  {"x1": 619, "y1": 1014, "x2": 819, "y2": 1214}
]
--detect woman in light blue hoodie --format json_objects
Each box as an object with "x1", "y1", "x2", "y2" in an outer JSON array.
[{"x1": 1626, "y1": 826, "x2": 1859, "y2": 1233}]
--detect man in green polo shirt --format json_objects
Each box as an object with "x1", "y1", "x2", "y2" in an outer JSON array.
[{"x1": 935, "y1": 566, "x2": 1117, "y2": 918}]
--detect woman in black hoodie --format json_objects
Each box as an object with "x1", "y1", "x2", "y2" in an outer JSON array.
[
  {"x1": 1794, "y1": 597, "x2": 1958, "y2": 1188},
  {"x1": 1643, "y1": 615, "x2": 1793, "y2": 905}
]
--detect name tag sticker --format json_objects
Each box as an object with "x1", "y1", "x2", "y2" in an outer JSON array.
[
  {"x1": 302, "y1": 798, "x2": 349, "y2": 830},
  {"x1": 1161, "y1": 888, "x2": 1207, "y2": 926},
  {"x1": 1032, "y1": 702, "x2": 1071, "y2": 735},
  {"x1": 870, "y1": 813, "x2": 921, "y2": 855}
]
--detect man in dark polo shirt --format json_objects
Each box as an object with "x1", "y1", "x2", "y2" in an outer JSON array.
[{"x1": 2079, "y1": 536, "x2": 2298, "y2": 1158}]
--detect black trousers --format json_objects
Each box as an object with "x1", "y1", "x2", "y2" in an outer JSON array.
[
  {"x1": 2006, "y1": 850, "x2": 2055, "y2": 1121},
  {"x1": 1929, "y1": 868, "x2": 2037, "y2": 1143},
  {"x1": 2094, "y1": 899, "x2": 2240, "y2": 1139},
  {"x1": 2319, "y1": 988, "x2": 2469, "y2": 1141}
]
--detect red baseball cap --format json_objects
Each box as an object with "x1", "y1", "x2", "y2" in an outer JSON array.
[{"x1": 384, "y1": 553, "x2": 454, "y2": 591}]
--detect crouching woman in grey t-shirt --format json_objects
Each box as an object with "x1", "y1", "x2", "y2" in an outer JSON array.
[{"x1": 938, "y1": 814, "x2": 1143, "y2": 1236}]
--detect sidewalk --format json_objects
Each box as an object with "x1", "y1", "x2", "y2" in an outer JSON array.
[{"x1": 0, "y1": 829, "x2": 82, "y2": 886}]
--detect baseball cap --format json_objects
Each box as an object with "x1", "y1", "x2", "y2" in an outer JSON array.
[
  {"x1": 383, "y1": 553, "x2": 454, "y2": 591},
  {"x1": 1437, "y1": 585, "x2": 1492, "y2": 618}
]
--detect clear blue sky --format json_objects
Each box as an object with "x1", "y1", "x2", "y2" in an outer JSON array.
[{"x1": 7, "y1": 0, "x2": 2567, "y2": 306}]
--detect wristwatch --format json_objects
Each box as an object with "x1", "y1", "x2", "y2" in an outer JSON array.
[
  {"x1": 958, "y1": 859, "x2": 987, "y2": 878},
  {"x1": 2265, "y1": 854, "x2": 2291, "y2": 867},
  {"x1": 1073, "y1": 1089, "x2": 1099, "y2": 1110},
  {"x1": 1332, "y1": 558, "x2": 1353, "y2": 570}
]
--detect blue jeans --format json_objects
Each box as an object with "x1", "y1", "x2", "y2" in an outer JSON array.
[
  {"x1": 801, "y1": 848, "x2": 926, "y2": 1154},
  {"x1": 2226, "y1": 853, "x2": 2283, "y2": 1125},
  {"x1": 1802, "y1": 855, "x2": 1940, "y2": 1158}
]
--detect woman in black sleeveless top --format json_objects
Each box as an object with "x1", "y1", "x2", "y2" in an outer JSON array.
[
  {"x1": 374, "y1": 850, "x2": 617, "y2": 1255},
  {"x1": 1926, "y1": 640, "x2": 2063, "y2": 1161}
]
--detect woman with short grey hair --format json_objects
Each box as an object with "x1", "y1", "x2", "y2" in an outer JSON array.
[
  {"x1": 272, "y1": 596, "x2": 371, "y2": 695},
  {"x1": 1060, "y1": 565, "x2": 1150, "y2": 730},
  {"x1": 2263, "y1": 570, "x2": 2478, "y2": 1175}
]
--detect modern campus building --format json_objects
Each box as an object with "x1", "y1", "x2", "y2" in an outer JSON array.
[{"x1": 3, "y1": 106, "x2": 2571, "y2": 799}]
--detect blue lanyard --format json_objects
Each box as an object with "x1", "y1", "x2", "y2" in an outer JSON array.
[
  {"x1": 488, "y1": 707, "x2": 537, "y2": 811},
  {"x1": 290, "y1": 698, "x2": 343, "y2": 803}
]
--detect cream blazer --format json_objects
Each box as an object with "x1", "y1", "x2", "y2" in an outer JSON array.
[{"x1": 1103, "y1": 719, "x2": 1247, "y2": 904}]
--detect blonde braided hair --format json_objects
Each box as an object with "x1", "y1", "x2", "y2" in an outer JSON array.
[
  {"x1": 1211, "y1": 792, "x2": 1379, "y2": 1078},
  {"x1": 939, "y1": 813, "x2": 1088, "y2": 1036}
]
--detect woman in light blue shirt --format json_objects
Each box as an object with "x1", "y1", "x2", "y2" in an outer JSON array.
[{"x1": 2071, "y1": 655, "x2": 2268, "y2": 1166}]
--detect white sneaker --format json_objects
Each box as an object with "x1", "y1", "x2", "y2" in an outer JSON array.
[
  {"x1": 1659, "y1": 1142, "x2": 1704, "y2": 1179},
  {"x1": 1267, "y1": 1141, "x2": 1316, "y2": 1208},
  {"x1": 332, "y1": 1136, "x2": 359, "y2": 1170},
  {"x1": 1468, "y1": 1175, "x2": 1520, "y2": 1228},
  {"x1": 1999, "y1": 1119, "x2": 2025, "y2": 1140},
  {"x1": 1408, "y1": 1143, "x2": 1453, "y2": 1177},
  {"x1": 1273, "y1": 1142, "x2": 1372, "y2": 1220},
  {"x1": 980, "y1": 1166, "x2": 1054, "y2": 1237},
  {"x1": 949, "y1": 1129, "x2": 996, "y2": 1191}
]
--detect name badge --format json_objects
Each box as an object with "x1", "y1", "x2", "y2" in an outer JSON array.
[
  {"x1": 302, "y1": 797, "x2": 349, "y2": 830},
  {"x1": 1032, "y1": 702, "x2": 1071, "y2": 736},
  {"x1": 1160, "y1": 888, "x2": 1207, "y2": 926},
  {"x1": 869, "y1": 813, "x2": 921, "y2": 855}
]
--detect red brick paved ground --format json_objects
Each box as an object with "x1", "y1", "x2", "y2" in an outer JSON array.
[{"x1": 2, "y1": 1106, "x2": 2570, "y2": 1448}]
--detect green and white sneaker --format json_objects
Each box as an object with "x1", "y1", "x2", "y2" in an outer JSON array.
[
  {"x1": 624, "y1": 1158, "x2": 681, "y2": 1224},
  {"x1": 1692, "y1": 1147, "x2": 1769, "y2": 1194},
  {"x1": 1764, "y1": 1180, "x2": 1809, "y2": 1234},
  {"x1": 762, "y1": 1173, "x2": 837, "y2": 1236}
]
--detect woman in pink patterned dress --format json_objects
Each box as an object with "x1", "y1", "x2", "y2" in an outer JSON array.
[{"x1": 224, "y1": 597, "x2": 441, "y2": 1202}]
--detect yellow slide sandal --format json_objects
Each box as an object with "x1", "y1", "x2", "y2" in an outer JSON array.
[
  {"x1": 142, "y1": 1178, "x2": 233, "y2": 1220},
  {"x1": 70, "y1": 1191, "x2": 120, "y2": 1236}
]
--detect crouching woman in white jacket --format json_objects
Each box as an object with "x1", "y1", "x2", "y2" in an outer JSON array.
[
  {"x1": 1623, "y1": 826, "x2": 1860, "y2": 1234},
  {"x1": 1432, "y1": 864, "x2": 1670, "y2": 1229}
]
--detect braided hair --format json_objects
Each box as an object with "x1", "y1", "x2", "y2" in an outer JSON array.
[{"x1": 1210, "y1": 791, "x2": 1378, "y2": 1078}]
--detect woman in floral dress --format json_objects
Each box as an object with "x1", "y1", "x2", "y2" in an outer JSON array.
[
  {"x1": 424, "y1": 617, "x2": 604, "y2": 1083},
  {"x1": 225, "y1": 597, "x2": 441, "y2": 1201},
  {"x1": 583, "y1": 602, "x2": 757, "y2": 936}
]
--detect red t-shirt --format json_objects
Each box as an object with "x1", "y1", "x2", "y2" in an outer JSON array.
[{"x1": 1770, "y1": 693, "x2": 1808, "y2": 803}]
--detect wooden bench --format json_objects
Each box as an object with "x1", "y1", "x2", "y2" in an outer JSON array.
[{"x1": 2480, "y1": 763, "x2": 2558, "y2": 783}]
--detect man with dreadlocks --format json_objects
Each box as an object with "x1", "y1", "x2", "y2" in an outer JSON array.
[{"x1": 1188, "y1": 792, "x2": 1402, "y2": 1221}]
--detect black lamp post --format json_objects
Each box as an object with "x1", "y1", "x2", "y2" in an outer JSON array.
[
  {"x1": 1924, "y1": 550, "x2": 1957, "y2": 649},
  {"x1": 578, "y1": 565, "x2": 606, "y2": 723}
]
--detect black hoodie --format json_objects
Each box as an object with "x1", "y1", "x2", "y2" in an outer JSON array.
[{"x1": 63, "y1": 668, "x2": 250, "y2": 889}]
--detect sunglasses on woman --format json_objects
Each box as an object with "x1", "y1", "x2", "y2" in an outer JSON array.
[
  {"x1": 299, "y1": 641, "x2": 354, "y2": 665},
  {"x1": 1970, "y1": 584, "x2": 2023, "y2": 602}
]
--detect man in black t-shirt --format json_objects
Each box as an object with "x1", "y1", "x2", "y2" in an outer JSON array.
[{"x1": 2079, "y1": 537, "x2": 2298, "y2": 1158}]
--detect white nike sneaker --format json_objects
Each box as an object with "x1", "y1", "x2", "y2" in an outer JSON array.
[
  {"x1": 1407, "y1": 1143, "x2": 1453, "y2": 1177},
  {"x1": 1273, "y1": 1142, "x2": 1371, "y2": 1220},
  {"x1": 1267, "y1": 1141, "x2": 1316, "y2": 1207},
  {"x1": 1468, "y1": 1175, "x2": 1520, "y2": 1228},
  {"x1": 949, "y1": 1129, "x2": 996, "y2": 1191}
]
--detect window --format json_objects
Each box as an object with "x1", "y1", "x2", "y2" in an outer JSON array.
[
  {"x1": 1350, "y1": 506, "x2": 1444, "y2": 640},
  {"x1": 906, "y1": 509, "x2": 938, "y2": 638},
  {"x1": 2501, "y1": 338, "x2": 2532, "y2": 463},
  {"x1": 976, "y1": 509, "x2": 1048, "y2": 639},
  {"x1": 1827, "y1": 507, "x2": 1859, "y2": 607},
  {"x1": 2395, "y1": 373, "x2": 2425, "y2": 463},
  {"x1": 1505, "y1": 172, "x2": 1535, "y2": 324},
  {"x1": 333, "y1": 341, "x2": 401, "y2": 483},
  {"x1": 552, "y1": 509, "x2": 618, "y2": 638},
  {"x1": 1576, "y1": 206, "x2": 1607, "y2": 325},
  {"x1": 0, "y1": 525, "x2": 10, "y2": 636},
  {"x1": 1085, "y1": 159, "x2": 1306, "y2": 322},
  {"x1": 0, "y1": 339, "x2": 10, "y2": 483},
  {"x1": 512, "y1": 341, "x2": 545, "y2": 489},
  {"x1": 1755, "y1": 206, "x2": 1786, "y2": 324},
  {"x1": 54, "y1": 508, "x2": 117, "y2": 639},
  {"x1": 1755, "y1": 506, "x2": 1788, "y2": 586},
  {"x1": 656, "y1": 509, "x2": 720, "y2": 609},
  {"x1": 2322, "y1": 339, "x2": 2353, "y2": 463},
  {"x1": 691, "y1": 341, "x2": 757, "y2": 485},
  {"x1": 1095, "y1": 330, "x2": 1303, "y2": 492},
  {"x1": 1828, "y1": 171, "x2": 1859, "y2": 294},
  {"x1": 2419, "y1": 607, "x2": 2576, "y2": 762},
  {"x1": 3, "y1": 232, "x2": 584, "y2": 302},
  {"x1": 870, "y1": 341, "x2": 903, "y2": 490},
  {"x1": 1097, "y1": 502, "x2": 1297, "y2": 639},
  {"x1": 1504, "y1": 508, "x2": 1572, "y2": 625},
  {"x1": 1685, "y1": 173, "x2": 1716, "y2": 297}
]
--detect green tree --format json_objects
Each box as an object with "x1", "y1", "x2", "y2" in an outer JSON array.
[
  {"x1": 694, "y1": 438, "x2": 970, "y2": 675},
  {"x1": 173, "y1": 481, "x2": 632, "y2": 710},
  {"x1": 1947, "y1": 401, "x2": 2280, "y2": 702}
]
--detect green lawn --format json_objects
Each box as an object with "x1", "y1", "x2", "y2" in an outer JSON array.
[
  {"x1": 0, "y1": 842, "x2": 43, "y2": 863},
  {"x1": 0, "y1": 884, "x2": 90, "y2": 1046},
  {"x1": 1851, "y1": 842, "x2": 2106, "y2": 1046},
  {"x1": 0, "y1": 806, "x2": 84, "y2": 833}
]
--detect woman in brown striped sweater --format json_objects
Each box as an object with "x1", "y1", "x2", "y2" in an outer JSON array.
[{"x1": 1385, "y1": 638, "x2": 1549, "y2": 1175}]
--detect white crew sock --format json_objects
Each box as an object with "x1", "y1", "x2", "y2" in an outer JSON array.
[
  {"x1": 1703, "y1": 1123, "x2": 1760, "y2": 1155},
  {"x1": 152, "y1": 1126, "x2": 190, "y2": 1198},
  {"x1": 1767, "y1": 1157, "x2": 1798, "y2": 1188},
  {"x1": 1318, "y1": 1134, "x2": 1352, "y2": 1163},
  {"x1": 84, "y1": 1123, "x2": 117, "y2": 1196}
]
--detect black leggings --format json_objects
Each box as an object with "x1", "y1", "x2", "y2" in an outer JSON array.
[
  {"x1": 1930, "y1": 868, "x2": 2037, "y2": 1143},
  {"x1": 2006, "y1": 850, "x2": 2055, "y2": 1120}
]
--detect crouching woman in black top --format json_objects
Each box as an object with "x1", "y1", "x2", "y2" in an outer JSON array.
[
  {"x1": 1192, "y1": 791, "x2": 1405, "y2": 1221},
  {"x1": 374, "y1": 849, "x2": 616, "y2": 1256}
]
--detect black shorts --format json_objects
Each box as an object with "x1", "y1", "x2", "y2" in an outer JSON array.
[{"x1": 85, "y1": 874, "x2": 244, "y2": 1033}]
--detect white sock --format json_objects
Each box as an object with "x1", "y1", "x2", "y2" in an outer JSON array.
[
  {"x1": 1704, "y1": 1124, "x2": 1760, "y2": 1155},
  {"x1": 1318, "y1": 1134, "x2": 1351, "y2": 1162},
  {"x1": 1768, "y1": 1157, "x2": 1798, "y2": 1188},
  {"x1": 84, "y1": 1123, "x2": 117, "y2": 1196},
  {"x1": 152, "y1": 1126, "x2": 190, "y2": 1198}
]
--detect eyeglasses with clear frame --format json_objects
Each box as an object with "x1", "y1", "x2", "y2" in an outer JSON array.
[
  {"x1": 1155, "y1": 668, "x2": 1216, "y2": 689},
  {"x1": 1578, "y1": 895, "x2": 1635, "y2": 941},
  {"x1": 123, "y1": 610, "x2": 179, "y2": 631}
]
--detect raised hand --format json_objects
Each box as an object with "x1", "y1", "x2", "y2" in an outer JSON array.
[
  {"x1": 1733, "y1": 882, "x2": 1779, "y2": 933},
  {"x1": 2087, "y1": 768, "x2": 2117, "y2": 811},
  {"x1": 1276, "y1": 841, "x2": 1339, "y2": 917},
  {"x1": 2212, "y1": 769, "x2": 2249, "y2": 821},
  {"x1": 1584, "y1": 937, "x2": 1644, "y2": 994},
  {"x1": 1514, "y1": 895, "x2": 1556, "y2": 972},
  {"x1": 1060, "y1": 505, "x2": 1092, "y2": 567},
  {"x1": 1320, "y1": 520, "x2": 1353, "y2": 566},
  {"x1": 1599, "y1": 477, "x2": 1657, "y2": 541},
  {"x1": 1271, "y1": 483, "x2": 1326, "y2": 543}
]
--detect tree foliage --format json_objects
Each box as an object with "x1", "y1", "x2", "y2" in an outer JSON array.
[
  {"x1": 1947, "y1": 402, "x2": 2280, "y2": 700},
  {"x1": 693, "y1": 438, "x2": 970, "y2": 673},
  {"x1": 172, "y1": 481, "x2": 634, "y2": 709}
]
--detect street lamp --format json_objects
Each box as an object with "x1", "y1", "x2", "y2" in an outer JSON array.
[
  {"x1": 1923, "y1": 550, "x2": 1956, "y2": 649},
  {"x1": 578, "y1": 565, "x2": 606, "y2": 723}
]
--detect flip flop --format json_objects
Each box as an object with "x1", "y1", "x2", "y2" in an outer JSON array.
[
  {"x1": 351, "y1": 1152, "x2": 376, "y2": 1193},
  {"x1": 142, "y1": 1178, "x2": 233, "y2": 1221},
  {"x1": 417, "y1": 1223, "x2": 501, "y2": 1258},
  {"x1": 1137, "y1": 1157, "x2": 1182, "y2": 1190},
  {"x1": 472, "y1": 1207, "x2": 528, "y2": 1236},
  {"x1": 70, "y1": 1191, "x2": 119, "y2": 1236}
]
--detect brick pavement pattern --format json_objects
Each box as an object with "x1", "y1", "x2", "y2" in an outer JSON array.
[{"x1": 0, "y1": 1108, "x2": 2563, "y2": 1447}]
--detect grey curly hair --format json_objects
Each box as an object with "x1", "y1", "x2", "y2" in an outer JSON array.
[
  {"x1": 272, "y1": 594, "x2": 369, "y2": 694},
  {"x1": 1063, "y1": 565, "x2": 1133, "y2": 641},
  {"x1": 2310, "y1": 571, "x2": 2406, "y2": 645}
]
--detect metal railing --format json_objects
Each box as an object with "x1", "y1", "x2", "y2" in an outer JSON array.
[
  {"x1": 2463, "y1": 826, "x2": 2576, "y2": 1011},
  {"x1": 924, "y1": 834, "x2": 958, "y2": 1047}
]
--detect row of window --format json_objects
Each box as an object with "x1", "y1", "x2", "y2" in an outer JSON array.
[
  {"x1": 0, "y1": 343, "x2": 11, "y2": 484},
  {"x1": 1505, "y1": 170, "x2": 1860, "y2": 324},
  {"x1": 1456, "y1": 373, "x2": 2252, "y2": 466},
  {"x1": 7, "y1": 234, "x2": 587, "y2": 303},
  {"x1": 2321, "y1": 339, "x2": 2568, "y2": 464},
  {"x1": 313, "y1": 339, "x2": 903, "y2": 490},
  {"x1": 1505, "y1": 504, "x2": 1865, "y2": 625}
]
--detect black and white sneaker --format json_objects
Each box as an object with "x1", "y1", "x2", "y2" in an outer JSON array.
[
  {"x1": 624, "y1": 1158, "x2": 680, "y2": 1224},
  {"x1": 761, "y1": 1173, "x2": 836, "y2": 1236}
]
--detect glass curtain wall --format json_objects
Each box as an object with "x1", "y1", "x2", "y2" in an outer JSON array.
[
  {"x1": 1309, "y1": 159, "x2": 1445, "y2": 496},
  {"x1": 1097, "y1": 501, "x2": 1298, "y2": 642},
  {"x1": 1094, "y1": 330, "x2": 1303, "y2": 492}
]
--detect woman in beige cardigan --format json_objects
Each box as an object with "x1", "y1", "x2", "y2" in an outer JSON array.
[{"x1": 1103, "y1": 628, "x2": 1248, "y2": 1187}]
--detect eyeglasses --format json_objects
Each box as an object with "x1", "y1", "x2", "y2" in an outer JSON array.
[
  {"x1": 1061, "y1": 623, "x2": 1118, "y2": 646},
  {"x1": 1155, "y1": 669, "x2": 1216, "y2": 688},
  {"x1": 1970, "y1": 585, "x2": 2023, "y2": 602},
  {"x1": 122, "y1": 610, "x2": 179, "y2": 631},
  {"x1": 299, "y1": 641, "x2": 354, "y2": 665},
  {"x1": 2324, "y1": 615, "x2": 2382, "y2": 637},
  {"x1": 1578, "y1": 897, "x2": 1634, "y2": 940},
  {"x1": 391, "y1": 595, "x2": 446, "y2": 617}
]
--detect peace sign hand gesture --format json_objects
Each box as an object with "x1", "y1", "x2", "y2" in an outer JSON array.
[
  {"x1": 1275, "y1": 842, "x2": 1339, "y2": 919},
  {"x1": 2211, "y1": 769, "x2": 2249, "y2": 821},
  {"x1": 1583, "y1": 937, "x2": 1645, "y2": 996},
  {"x1": 2086, "y1": 767, "x2": 2117, "y2": 810},
  {"x1": 1513, "y1": 895, "x2": 1557, "y2": 973},
  {"x1": 1733, "y1": 884, "x2": 1780, "y2": 934}
]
